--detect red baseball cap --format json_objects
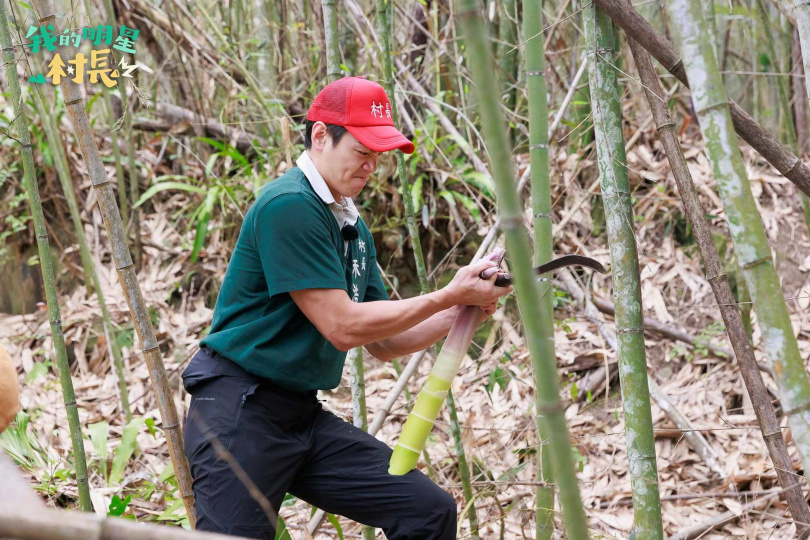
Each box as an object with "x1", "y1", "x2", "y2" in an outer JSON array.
[{"x1": 307, "y1": 76, "x2": 415, "y2": 154}]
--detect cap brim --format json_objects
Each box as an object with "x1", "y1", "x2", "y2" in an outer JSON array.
[{"x1": 345, "y1": 124, "x2": 415, "y2": 154}]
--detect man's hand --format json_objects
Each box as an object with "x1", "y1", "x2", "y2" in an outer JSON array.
[{"x1": 443, "y1": 259, "x2": 513, "y2": 307}]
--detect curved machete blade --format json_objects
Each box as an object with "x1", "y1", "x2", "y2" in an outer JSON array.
[{"x1": 483, "y1": 254, "x2": 607, "y2": 287}]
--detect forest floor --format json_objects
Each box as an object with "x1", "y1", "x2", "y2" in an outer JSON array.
[{"x1": 2, "y1": 122, "x2": 810, "y2": 539}]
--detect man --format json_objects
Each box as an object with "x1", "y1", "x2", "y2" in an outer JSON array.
[{"x1": 182, "y1": 76, "x2": 512, "y2": 539}]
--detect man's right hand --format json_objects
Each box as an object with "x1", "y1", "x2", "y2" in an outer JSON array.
[{"x1": 443, "y1": 259, "x2": 513, "y2": 307}]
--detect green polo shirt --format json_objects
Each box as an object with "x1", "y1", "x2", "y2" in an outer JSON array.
[{"x1": 200, "y1": 167, "x2": 389, "y2": 391}]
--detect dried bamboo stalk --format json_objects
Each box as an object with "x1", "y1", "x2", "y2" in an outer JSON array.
[
  {"x1": 0, "y1": 0, "x2": 92, "y2": 511},
  {"x1": 29, "y1": 0, "x2": 196, "y2": 525},
  {"x1": 628, "y1": 31, "x2": 810, "y2": 538}
]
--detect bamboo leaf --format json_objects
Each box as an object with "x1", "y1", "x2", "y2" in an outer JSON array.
[
  {"x1": 109, "y1": 417, "x2": 145, "y2": 485},
  {"x1": 134, "y1": 182, "x2": 207, "y2": 208}
]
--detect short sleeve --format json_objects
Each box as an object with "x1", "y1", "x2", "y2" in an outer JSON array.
[
  {"x1": 253, "y1": 194, "x2": 347, "y2": 297},
  {"x1": 363, "y1": 242, "x2": 390, "y2": 302}
]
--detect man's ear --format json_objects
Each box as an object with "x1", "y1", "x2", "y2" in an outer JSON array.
[{"x1": 311, "y1": 121, "x2": 328, "y2": 151}]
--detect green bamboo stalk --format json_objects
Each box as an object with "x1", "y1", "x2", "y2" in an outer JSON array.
[
  {"x1": 0, "y1": 0, "x2": 91, "y2": 511},
  {"x1": 666, "y1": 0, "x2": 810, "y2": 477},
  {"x1": 454, "y1": 0, "x2": 589, "y2": 536},
  {"x1": 376, "y1": 1, "x2": 480, "y2": 532},
  {"x1": 30, "y1": 0, "x2": 196, "y2": 525},
  {"x1": 498, "y1": 0, "x2": 518, "y2": 117},
  {"x1": 31, "y1": 93, "x2": 132, "y2": 422},
  {"x1": 523, "y1": 0, "x2": 555, "y2": 536},
  {"x1": 348, "y1": 348, "x2": 374, "y2": 540},
  {"x1": 791, "y1": 0, "x2": 810, "y2": 228},
  {"x1": 584, "y1": 6, "x2": 664, "y2": 538},
  {"x1": 628, "y1": 33, "x2": 810, "y2": 537},
  {"x1": 319, "y1": 5, "x2": 374, "y2": 538},
  {"x1": 376, "y1": 0, "x2": 429, "y2": 294},
  {"x1": 445, "y1": 389, "x2": 480, "y2": 538}
]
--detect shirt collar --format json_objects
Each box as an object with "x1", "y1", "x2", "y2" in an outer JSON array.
[{"x1": 296, "y1": 151, "x2": 359, "y2": 226}]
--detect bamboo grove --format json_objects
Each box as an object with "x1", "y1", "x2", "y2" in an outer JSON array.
[{"x1": 0, "y1": 0, "x2": 809, "y2": 537}]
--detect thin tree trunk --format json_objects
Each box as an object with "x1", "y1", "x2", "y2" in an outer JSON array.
[
  {"x1": 665, "y1": 0, "x2": 810, "y2": 483},
  {"x1": 628, "y1": 32, "x2": 810, "y2": 538},
  {"x1": 0, "y1": 0, "x2": 92, "y2": 511},
  {"x1": 456, "y1": 0, "x2": 589, "y2": 536},
  {"x1": 523, "y1": 0, "x2": 554, "y2": 535},
  {"x1": 376, "y1": 0, "x2": 479, "y2": 534},
  {"x1": 29, "y1": 0, "x2": 197, "y2": 526},
  {"x1": 585, "y1": 6, "x2": 664, "y2": 538},
  {"x1": 592, "y1": 0, "x2": 810, "y2": 199}
]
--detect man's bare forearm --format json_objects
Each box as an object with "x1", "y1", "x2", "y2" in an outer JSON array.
[
  {"x1": 366, "y1": 306, "x2": 462, "y2": 361},
  {"x1": 337, "y1": 288, "x2": 456, "y2": 350}
]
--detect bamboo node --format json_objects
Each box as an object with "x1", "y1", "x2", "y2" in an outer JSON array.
[
  {"x1": 656, "y1": 121, "x2": 676, "y2": 132},
  {"x1": 142, "y1": 344, "x2": 160, "y2": 353},
  {"x1": 163, "y1": 422, "x2": 180, "y2": 430},
  {"x1": 38, "y1": 14, "x2": 55, "y2": 23},
  {"x1": 20, "y1": 142, "x2": 32, "y2": 148},
  {"x1": 534, "y1": 212, "x2": 551, "y2": 219},
  {"x1": 64, "y1": 97, "x2": 83, "y2": 107},
  {"x1": 616, "y1": 327, "x2": 643, "y2": 335},
  {"x1": 64, "y1": 400, "x2": 77, "y2": 408},
  {"x1": 530, "y1": 143, "x2": 548, "y2": 150},
  {"x1": 670, "y1": 59, "x2": 685, "y2": 75},
  {"x1": 601, "y1": 190, "x2": 631, "y2": 199},
  {"x1": 784, "y1": 156, "x2": 802, "y2": 178},
  {"x1": 526, "y1": 70, "x2": 545, "y2": 76},
  {"x1": 499, "y1": 215, "x2": 523, "y2": 229},
  {"x1": 706, "y1": 273, "x2": 728, "y2": 283},
  {"x1": 536, "y1": 402, "x2": 564, "y2": 416},
  {"x1": 740, "y1": 254, "x2": 772, "y2": 270}
]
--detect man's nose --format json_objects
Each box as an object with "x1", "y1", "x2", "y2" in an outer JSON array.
[{"x1": 364, "y1": 157, "x2": 377, "y2": 172}]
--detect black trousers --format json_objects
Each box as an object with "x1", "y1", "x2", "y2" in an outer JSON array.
[{"x1": 182, "y1": 347, "x2": 457, "y2": 539}]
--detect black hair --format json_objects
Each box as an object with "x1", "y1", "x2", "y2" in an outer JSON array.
[{"x1": 304, "y1": 120, "x2": 349, "y2": 150}]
